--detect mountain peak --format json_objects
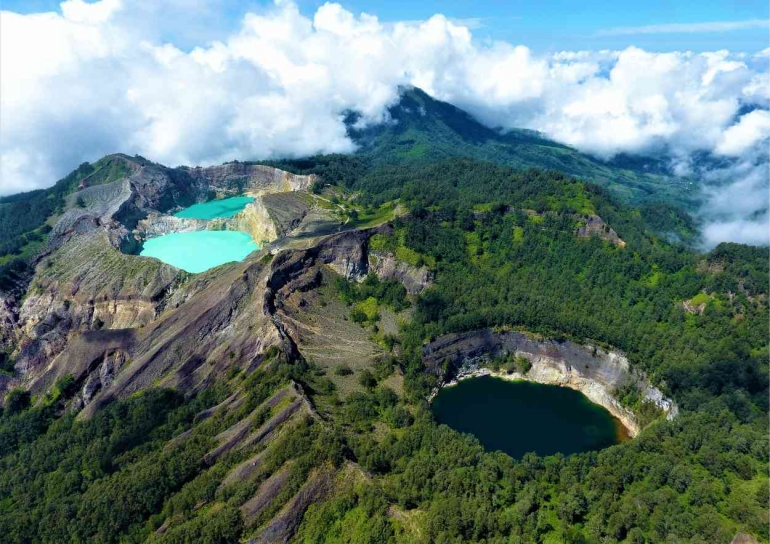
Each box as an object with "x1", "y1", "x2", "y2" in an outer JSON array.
[{"x1": 347, "y1": 87, "x2": 693, "y2": 208}]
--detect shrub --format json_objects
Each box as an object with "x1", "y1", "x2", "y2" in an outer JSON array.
[
  {"x1": 358, "y1": 370, "x2": 377, "y2": 390},
  {"x1": 335, "y1": 365, "x2": 354, "y2": 376}
]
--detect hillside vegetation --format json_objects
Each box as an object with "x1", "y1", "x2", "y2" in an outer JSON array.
[
  {"x1": 0, "y1": 153, "x2": 766, "y2": 543},
  {"x1": 348, "y1": 88, "x2": 696, "y2": 210}
]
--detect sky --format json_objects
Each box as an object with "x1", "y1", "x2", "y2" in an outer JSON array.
[
  {"x1": 1, "y1": 0, "x2": 769, "y2": 247},
  {"x1": 4, "y1": 0, "x2": 769, "y2": 52}
]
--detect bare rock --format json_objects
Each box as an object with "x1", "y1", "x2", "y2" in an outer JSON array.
[
  {"x1": 575, "y1": 214, "x2": 626, "y2": 247},
  {"x1": 247, "y1": 465, "x2": 336, "y2": 544},
  {"x1": 368, "y1": 251, "x2": 432, "y2": 294},
  {"x1": 732, "y1": 533, "x2": 760, "y2": 544}
]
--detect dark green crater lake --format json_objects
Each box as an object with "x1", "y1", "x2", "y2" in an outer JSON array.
[{"x1": 431, "y1": 376, "x2": 628, "y2": 459}]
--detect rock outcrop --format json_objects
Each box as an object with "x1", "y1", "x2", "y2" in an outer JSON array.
[
  {"x1": 182, "y1": 163, "x2": 314, "y2": 195},
  {"x1": 575, "y1": 214, "x2": 626, "y2": 247},
  {"x1": 423, "y1": 328, "x2": 677, "y2": 436},
  {"x1": 78, "y1": 349, "x2": 129, "y2": 406},
  {"x1": 135, "y1": 214, "x2": 212, "y2": 238},
  {"x1": 233, "y1": 197, "x2": 281, "y2": 245},
  {"x1": 368, "y1": 251, "x2": 433, "y2": 294}
]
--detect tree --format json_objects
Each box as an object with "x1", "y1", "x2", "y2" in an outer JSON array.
[
  {"x1": 358, "y1": 370, "x2": 377, "y2": 390},
  {"x1": 4, "y1": 388, "x2": 30, "y2": 416}
]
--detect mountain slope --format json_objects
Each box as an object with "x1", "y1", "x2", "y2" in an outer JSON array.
[
  {"x1": 0, "y1": 152, "x2": 766, "y2": 543},
  {"x1": 349, "y1": 87, "x2": 695, "y2": 208}
]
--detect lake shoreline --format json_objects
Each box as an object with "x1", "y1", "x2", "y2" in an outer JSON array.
[
  {"x1": 430, "y1": 366, "x2": 639, "y2": 438},
  {"x1": 431, "y1": 374, "x2": 629, "y2": 458}
]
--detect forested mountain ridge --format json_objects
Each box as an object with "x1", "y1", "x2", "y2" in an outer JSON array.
[
  {"x1": 0, "y1": 128, "x2": 766, "y2": 541},
  {"x1": 348, "y1": 87, "x2": 697, "y2": 210}
]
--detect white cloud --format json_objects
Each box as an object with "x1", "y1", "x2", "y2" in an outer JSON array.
[
  {"x1": 60, "y1": 0, "x2": 123, "y2": 23},
  {"x1": 1, "y1": 0, "x2": 768, "y2": 246},
  {"x1": 702, "y1": 218, "x2": 769, "y2": 247},
  {"x1": 693, "y1": 157, "x2": 769, "y2": 247},
  {"x1": 596, "y1": 19, "x2": 769, "y2": 36},
  {"x1": 714, "y1": 109, "x2": 770, "y2": 156}
]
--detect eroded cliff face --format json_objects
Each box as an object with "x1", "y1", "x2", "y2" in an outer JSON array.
[
  {"x1": 232, "y1": 197, "x2": 280, "y2": 245},
  {"x1": 12, "y1": 229, "x2": 181, "y2": 378},
  {"x1": 182, "y1": 163, "x2": 315, "y2": 196},
  {"x1": 423, "y1": 329, "x2": 678, "y2": 436},
  {"x1": 368, "y1": 251, "x2": 433, "y2": 294},
  {"x1": 135, "y1": 214, "x2": 212, "y2": 238}
]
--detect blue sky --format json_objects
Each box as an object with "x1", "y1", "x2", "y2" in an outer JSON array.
[{"x1": 5, "y1": 0, "x2": 769, "y2": 52}]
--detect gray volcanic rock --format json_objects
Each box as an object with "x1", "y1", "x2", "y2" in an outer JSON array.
[
  {"x1": 575, "y1": 214, "x2": 626, "y2": 247},
  {"x1": 135, "y1": 214, "x2": 211, "y2": 238},
  {"x1": 182, "y1": 162, "x2": 315, "y2": 195},
  {"x1": 315, "y1": 226, "x2": 382, "y2": 281},
  {"x1": 368, "y1": 250, "x2": 432, "y2": 294},
  {"x1": 247, "y1": 466, "x2": 336, "y2": 544}
]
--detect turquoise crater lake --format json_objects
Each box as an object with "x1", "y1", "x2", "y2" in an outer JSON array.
[
  {"x1": 140, "y1": 231, "x2": 258, "y2": 273},
  {"x1": 431, "y1": 376, "x2": 628, "y2": 459},
  {"x1": 174, "y1": 196, "x2": 255, "y2": 219}
]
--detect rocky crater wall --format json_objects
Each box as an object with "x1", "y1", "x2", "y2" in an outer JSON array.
[
  {"x1": 232, "y1": 197, "x2": 281, "y2": 245},
  {"x1": 423, "y1": 328, "x2": 678, "y2": 437},
  {"x1": 182, "y1": 163, "x2": 315, "y2": 195},
  {"x1": 368, "y1": 251, "x2": 433, "y2": 294},
  {"x1": 135, "y1": 214, "x2": 213, "y2": 239}
]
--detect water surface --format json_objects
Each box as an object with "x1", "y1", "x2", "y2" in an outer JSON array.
[
  {"x1": 140, "y1": 231, "x2": 258, "y2": 273},
  {"x1": 174, "y1": 196, "x2": 255, "y2": 219},
  {"x1": 431, "y1": 376, "x2": 627, "y2": 458}
]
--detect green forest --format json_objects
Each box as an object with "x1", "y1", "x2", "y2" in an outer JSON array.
[{"x1": 0, "y1": 155, "x2": 766, "y2": 543}]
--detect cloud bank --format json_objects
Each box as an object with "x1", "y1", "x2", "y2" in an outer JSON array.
[
  {"x1": 596, "y1": 19, "x2": 769, "y2": 36},
  {"x1": 1, "y1": 0, "x2": 768, "y2": 247}
]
